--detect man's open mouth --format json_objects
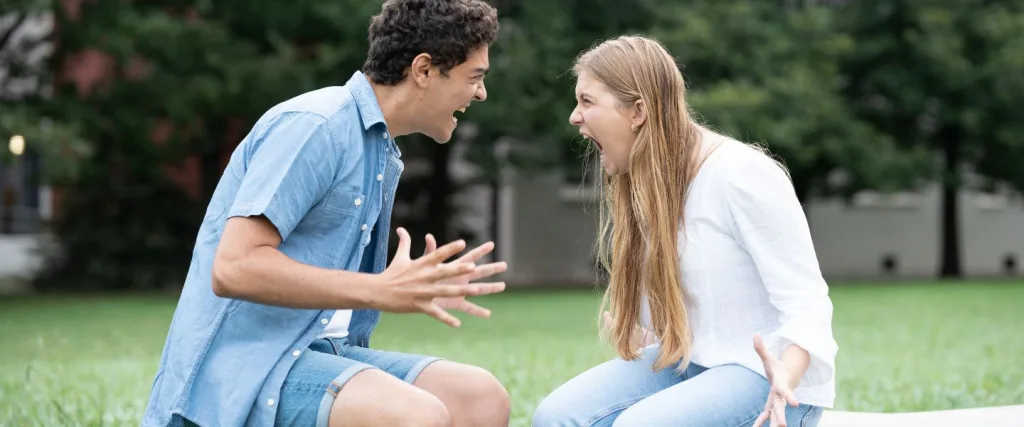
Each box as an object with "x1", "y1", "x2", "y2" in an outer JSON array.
[{"x1": 452, "y1": 106, "x2": 467, "y2": 124}]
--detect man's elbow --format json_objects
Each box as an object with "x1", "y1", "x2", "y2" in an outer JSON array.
[{"x1": 211, "y1": 256, "x2": 243, "y2": 298}]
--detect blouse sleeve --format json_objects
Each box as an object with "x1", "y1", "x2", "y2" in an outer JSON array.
[{"x1": 724, "y1": 149, "x2": 839, "y2": 388}]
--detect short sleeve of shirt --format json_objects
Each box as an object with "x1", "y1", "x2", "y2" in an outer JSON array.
[{"x1": 228, "y1": 111, "x2": 339, "y2": 241}]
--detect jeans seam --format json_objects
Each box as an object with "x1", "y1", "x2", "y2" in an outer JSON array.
[
  {"x1": 585, "y1": 398, "x2": 642, "y2": 427},
  {"x1": 799, "y1": 406, "x2": 818, "y2": 427},
  {"x1": 326, "y1": 338, "x2": 342, "y2": 355},
  {"x1": 734, "y1": 412, "x2": 762, "y2": 427}
]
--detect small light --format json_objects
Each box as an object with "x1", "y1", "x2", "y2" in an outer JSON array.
[{"x1": 9, "y1": 135, "x2": 25, "y2": 156}]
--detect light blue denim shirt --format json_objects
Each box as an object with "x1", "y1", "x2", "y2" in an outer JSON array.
[{"x1": 143, "y1": 71, "x2": 404, "y2": 427}]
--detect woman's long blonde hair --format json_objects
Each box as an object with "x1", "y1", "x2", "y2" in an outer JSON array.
[{"x1": 574, "y1": 35, "x2": 706, "y2": 372}]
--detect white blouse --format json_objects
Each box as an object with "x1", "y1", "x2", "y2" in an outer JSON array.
[{"x1": 642, "y1": 131, "x2": 839, "y2": 408}]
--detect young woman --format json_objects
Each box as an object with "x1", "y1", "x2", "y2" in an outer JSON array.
[{"x1": 531, "y1": 36, "x2": 838, "y2": 427}]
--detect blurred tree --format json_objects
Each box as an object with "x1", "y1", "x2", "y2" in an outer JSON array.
[
  {"x1": 836, "y1": 0, "x2": 1024, "y2": 277},
  {"x1": 651, "y1": 0, "x2": 932, "y2": 207},
  {"x1": 0, "y1": 0, "x2": 89, "y2": 181},
  {"x1": 30, "y1": 0, "x2": 383, "y2": 291}
]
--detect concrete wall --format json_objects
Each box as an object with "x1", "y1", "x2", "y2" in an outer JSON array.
[
  {"x1": 0, "y1": 235, "x2": 42, "y2": 293},
  {"x1": 499, "y1": 170, "x2": 601, "y2": 287},
  {"x1": 495, "y1": 172, "x2": 1024, "y2": 286}
]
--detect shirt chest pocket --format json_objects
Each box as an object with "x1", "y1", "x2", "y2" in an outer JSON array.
[{"x1": 308, "y1": 186, "x2": 373, "y2": 267}]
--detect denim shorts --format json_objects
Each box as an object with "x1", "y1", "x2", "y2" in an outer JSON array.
[{"x1": 273, "y1": 337, "x2": 442, "y2": 427}]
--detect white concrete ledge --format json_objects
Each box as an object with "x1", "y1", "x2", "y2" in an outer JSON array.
[{"x1": 821, "y1": 404, "x2": 1024, "y2": 427}]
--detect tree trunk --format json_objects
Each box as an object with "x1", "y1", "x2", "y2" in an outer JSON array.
[
  {"x1": 490, "y1": 177, "x2": 500, "y2": 262},
  {"x1": 792, "y1": 176, "x2": 812, "y2": 224},
  {"x1": 427, "y1": 141, "x2": 452, "y2": 243},
  {"x1": 200, "y1": 121, "x2": 230, "y2": 204},
  {"x1": 939, "y1": 132, "x2": 962, "y2": 278}
]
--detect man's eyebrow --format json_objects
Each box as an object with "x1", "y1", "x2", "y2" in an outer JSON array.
[{"x1": 473, "y1": 67, "x2": 489, "y2": 76}]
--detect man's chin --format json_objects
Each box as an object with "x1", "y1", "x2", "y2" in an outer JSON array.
[{"x1": 425, "y1": 126, "x2": 455, "y2": 144}]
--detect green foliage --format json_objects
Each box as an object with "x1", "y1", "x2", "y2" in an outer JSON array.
[
  {"x1": 836, "y1": 0, "x2": 1024, "y2": 275},
  {"x1": 652, "y1": 0, "x2": 933, "y2": 202},
  {"x1": 25, "y1": 0, "x2": 387, "y2": 291},
  {"x1": 7, "y1": 0, "x2": 1022, "y2": 288}
]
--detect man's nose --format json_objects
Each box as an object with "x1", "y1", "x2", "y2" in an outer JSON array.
[{"x1": 475, "y1": 82, "x2": 487, "y2": 101}]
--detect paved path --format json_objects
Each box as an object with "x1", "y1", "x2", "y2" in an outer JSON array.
[{"x1": 821, "y1": 404, "x2": 1024, "y2": 426}]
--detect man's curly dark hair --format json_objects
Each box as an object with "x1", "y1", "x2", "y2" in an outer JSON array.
[{"x1": 362, "y1": 0, "x2": 499, "y2": 86}]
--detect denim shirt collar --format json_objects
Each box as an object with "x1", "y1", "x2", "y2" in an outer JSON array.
[
  {"x1": 346, "y1": 71, "x2": 387, "y2": 130},
  {"x1": 346, "y1": 71, "x2": 401, "y2": 158}
]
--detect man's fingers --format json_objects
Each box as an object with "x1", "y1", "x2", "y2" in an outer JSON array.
[
  {"x1": 426, "y1": 282, "x2": 506, "y2": 298},
  {"x1": 454, "y1": 241, "x2": 495, "y2": 264},
  {"x1": 421, "y1": 303, "x2": 461, "y2": 328},
  {"x1": 424, "y1": 233, "x2": 437, "y2": 256},
  {"x1": 438, "y1": 298, "x2": 491, "y2": 318},
  {"x1": 419, "y1": 239, "x2": 467, "y2": 265},
  {"x1": 466, "y1": 261, "x2": 507, "y2": 281},
  {"x1": 394, "y1": 227, "x2": 412, "y2": 261},
  {"x1": 427, "y1": 262, "x2": 476, "y2": 282}
]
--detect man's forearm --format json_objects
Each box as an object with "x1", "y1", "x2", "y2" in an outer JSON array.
[{"x1": 212, "y1": 245, "x2": 379, "y2": 310}]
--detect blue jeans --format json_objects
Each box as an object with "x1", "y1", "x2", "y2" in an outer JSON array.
[
  {"x1": 532, "y1": 344, "x2": 823, "y2": 427},
  {"x1": 274, "y1": 337, "x2": 442, "y2": 427}
]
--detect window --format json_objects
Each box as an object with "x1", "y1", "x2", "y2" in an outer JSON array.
[{"x1": 1, "y1": 144, "x2": 42, "y2": 235}]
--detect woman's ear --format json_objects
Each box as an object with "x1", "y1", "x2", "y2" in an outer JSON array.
[{"x1": 631, "y1": 99, "x2": 647, "y2": 132}]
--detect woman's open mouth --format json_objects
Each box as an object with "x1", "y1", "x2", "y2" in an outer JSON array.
[{"x1": 585, "y1": 135, "x2": 603, "y2": 153}]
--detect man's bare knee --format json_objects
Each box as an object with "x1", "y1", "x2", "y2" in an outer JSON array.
[
  {"x1": 329, "y1": 369, "x2": 451, "y2": 427},
  {"x1": 414, "y1": 362, "x2": 511, "y2": 427}
]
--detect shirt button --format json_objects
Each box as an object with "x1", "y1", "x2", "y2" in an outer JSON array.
[
  {"x1": 377, "y1": 174, "x2": 383, "y2": 181},
  {"x1": 320, "y1": 318, "x2": 329, "y2": 325},
  {"x1": 354, "y1": 198, "x2": 361, "y2": 206},
  {"x1": 382, "y1": 131, "x2": 389, "y2": 139},
  {"x1": 267, "y1": 398, "x2": 275, "y2": 407},
  {"x1": 292, "y1": 350, "x2": 301, "y2": 357},
  {"x1": 361, "y1": 224, "x2": 367, "y2": 231}
]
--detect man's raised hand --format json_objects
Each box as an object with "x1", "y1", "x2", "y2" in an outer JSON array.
[
  {"x1": 423, "y1": 233, "x2": 507, "y2": 321},
  {"x1": 372, "y1": 227, "x2": 506, "y2": 327}
]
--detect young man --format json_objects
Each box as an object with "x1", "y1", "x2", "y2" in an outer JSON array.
[{"x1": 142, "y1": 1, "x2": 510, "y2": 426}]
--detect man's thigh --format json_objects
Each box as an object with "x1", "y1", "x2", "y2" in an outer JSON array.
[{"x1": 275, "y1": 338, "x2": 443, "y2": 427}]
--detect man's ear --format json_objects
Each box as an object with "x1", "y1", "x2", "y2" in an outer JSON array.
[
  {"x1": 410, "y1": 53, "x2": 433, "y2": 88},
  {"x1": 631, "y1": 99, "x2": 647, "y2": 131}
]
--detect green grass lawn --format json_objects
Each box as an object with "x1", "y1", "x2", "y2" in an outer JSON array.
[{"x1": 1, "y1": 282, "x2": 1022, "y2": 426}]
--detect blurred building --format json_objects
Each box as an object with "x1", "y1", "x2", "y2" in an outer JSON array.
[
  {"x1": 0, "y1": 12, "x2": 52, "y2": 291},
  {"x1": 452, "y1": 143, "x2": 1024, "y2": 287}
]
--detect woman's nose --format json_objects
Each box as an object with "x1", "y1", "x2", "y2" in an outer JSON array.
[{"x1": 569, "y1": 108, "x2": 583, "y2": 125}]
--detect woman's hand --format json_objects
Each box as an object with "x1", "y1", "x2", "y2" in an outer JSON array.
[{"x1": 752, "y1": 334, "x2": 800, "y2": 427}]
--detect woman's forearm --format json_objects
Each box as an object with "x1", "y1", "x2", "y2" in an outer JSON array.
[{"x1": 780, "y1": 344, "x2": 811, "y2": 390}]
